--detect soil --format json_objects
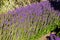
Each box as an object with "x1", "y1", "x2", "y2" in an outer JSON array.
[{"x1": 38, "y1": 33, "x2": 50, "y2": 40}]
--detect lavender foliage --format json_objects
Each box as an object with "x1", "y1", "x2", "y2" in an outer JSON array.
[{"x1": 0, "y1": 1, "x2": 60, "y2": 40}]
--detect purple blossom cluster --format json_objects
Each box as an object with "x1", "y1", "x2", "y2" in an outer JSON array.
[
  {"x1": 50, "y1": 34, "x2": 60, "y2": 40},
  {"x1": 0, "y1": 1, "x2": 60, "y2": 40}
]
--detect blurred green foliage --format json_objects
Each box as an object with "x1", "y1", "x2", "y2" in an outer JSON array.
[
  {"x1": 0, "y1": 0, "x2": 4, "y2": 8},
  {"x1": 0, "y1": 0, "x2": 41, "y2": 14}
]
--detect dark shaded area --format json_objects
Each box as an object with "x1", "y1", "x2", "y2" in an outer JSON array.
[
  {"x1": 49, "y1": 0, "x2": 60, "y2": 11},
  {"x1": 46, "y1": 35, "x2": 56, "y2": 40},
  {"x1": 0, "y1": 0, "x2": 4, "y2": 8},
  {"x1": 36, "y1": 0, "x2": 40, "y2": 2},
  {"x1": 46, "y1": 36, "x2": 51, "y2": 40},
  {"x1": 46, "y1": 26, "x2": 60, "y2": 40},
  {"x1": 51, "y1": 25, "x2": 60, "y2": 34}
]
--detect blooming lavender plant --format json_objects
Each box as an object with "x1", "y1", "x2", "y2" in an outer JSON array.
[{"x1": 0, "y1": 1, "x2": 60, "y2": 40}]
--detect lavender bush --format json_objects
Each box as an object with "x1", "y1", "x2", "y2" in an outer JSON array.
[{"x1": 0, "y1": 1, "x2": 60, "y2": 40}]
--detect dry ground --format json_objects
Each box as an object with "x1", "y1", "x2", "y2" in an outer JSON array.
[{"x1": 38, "y1": 33, "x2": 50, "y2": 40}]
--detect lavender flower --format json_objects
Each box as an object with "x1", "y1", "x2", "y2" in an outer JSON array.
[{"x1": 0, "y1": 1, "x2": 60, "y2": 40}]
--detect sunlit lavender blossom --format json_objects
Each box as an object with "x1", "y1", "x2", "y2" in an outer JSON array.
[{"x1": 0, "y1": 1, "x2": 60, "y2": 40}]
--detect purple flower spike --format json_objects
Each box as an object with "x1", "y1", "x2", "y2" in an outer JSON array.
[
  {"x1": 37, "y1": 9, "x2": 43, "y2": 16},
  {"x1": 21, "y1": 13, "x2": 27, "y2": 18},
  {"x1": 20, "y1": 18, "x2": 25, "y2": 22},
  {"x1": 25, "y1": 5, "x2": 30, "y2": 10},
  {"x1": 56, "y1": 37, "x2": 60, "y2": 40},
  {"x1": 8, "y1": 10, "x2": 16, "y2": 14},
  {"x1": 15, "y1": 7, "x2": 24, "y2": 14},
  {"x1": 40, "y1": 1, "x2": 49, "y2": 6},
  {"x1": 40, "y1": 1, "x2": 52, "y2": 10},
  {"x1": 8, "y1": 10, "x2": 13, "y2": 14},
  {"x1": 30, "y1": 15, "x2": 34, "y2": 18},
  {"x1": 15, "y1": 8, "x2": 21, "y2": 14},
  {"x1": 58, "y1": 12, "x2": 60, "y2": 16},
  {"x1": 30, "y1": 3, "x2": 37, "y2": 9},
  {"x1": 25, "y1": 5, "x2": 34, "y2": 14}
]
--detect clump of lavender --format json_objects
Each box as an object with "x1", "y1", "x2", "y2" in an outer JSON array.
[{"x1": 0, "y1": 1, "x2": 60, "y2": 40}]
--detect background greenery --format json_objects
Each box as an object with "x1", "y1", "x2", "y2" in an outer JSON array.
[{"x1": 0, "y1": 0, "x2": 41, "y2": 14}]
